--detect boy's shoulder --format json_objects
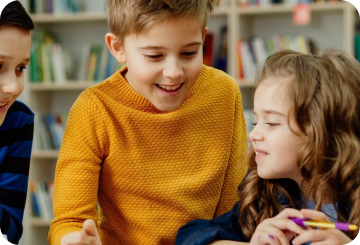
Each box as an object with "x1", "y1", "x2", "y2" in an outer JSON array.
[
  {"x1": 9, "y1": 100, "x2": 34, "y2": 116},
  {"x1": 204, "y1": 65, "x2": 238, "y2": 87}
]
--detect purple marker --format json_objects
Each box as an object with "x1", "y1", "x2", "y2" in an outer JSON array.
[{"x1": 290, "y1": 217, "x2": 358, "y2": 231}]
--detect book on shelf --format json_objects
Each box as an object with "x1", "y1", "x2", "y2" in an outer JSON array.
[
  {"x1": 236, "y1": 0, "x2": 341, "y2": 8},
  {"x1": 29, "y1": 0, "x2": 85, "y2": 14},
  {"x1": 203, "y1": 32, "x2": 214, "y2": 67},
  {"x1": 355, "y1": 33, "x2": 360, "y2": 63},
  {"x1": 78, "y1": 44, "x2": 125, "y2": 82},
  {"x1": 30, "y1": 30, "x2": 68, "y2": 84},
  {"x1": 33, "y1": 112, "x2": 68, "y2": 151},
  {"x1": 30, "y1": 180, "x2": 54, "y2": 221},
  {"x1": 237, "y1": 35, "x2": 317, "y2": 81}
]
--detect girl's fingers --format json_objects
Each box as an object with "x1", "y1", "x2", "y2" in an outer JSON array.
[
  {"x1": 276, "y1": 208, "x2": 304, "y2": 219},
  {"x1": 300, "y1": 209, "x2": 331, "y2": 222},
  {"x1": 252, "y1": 230, "x2": 280, "y2": 245},
  {"x1": 264, "y1": 218, "x2": 306, "y2": 235},
  {"x1": 292, "y1": 229, "x2": 327, "y2": 245}
]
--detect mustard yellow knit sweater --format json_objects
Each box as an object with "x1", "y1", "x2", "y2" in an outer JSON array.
[{"x1": 48, "y1": 65, "x2": 248, "y2": 245}]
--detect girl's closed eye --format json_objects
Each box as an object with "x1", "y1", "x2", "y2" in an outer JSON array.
[{"x1": 266, "y1": 123, "x2": 280, "y2": 127}]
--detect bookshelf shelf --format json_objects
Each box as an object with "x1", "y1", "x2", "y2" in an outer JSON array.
[
  {"x1": 236, "y1": 2, "x2": 348, "y2": 15},
  {"x1": 29, "y1": 217, "x2": 51, "y2": 227},
  {"x1": 28, "y1": 81, "x2": 97, "y2": 91},
  {"x1": 30, "y1": 12, "x2": 107, "y2": 23},
  {"x1": 31, "y1": 150, "x2": 59, "y2": 159}
]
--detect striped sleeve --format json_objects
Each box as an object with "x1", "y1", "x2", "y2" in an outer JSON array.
[{"x1": 0, "y1": 101, "x2": 34, "y2": 244}]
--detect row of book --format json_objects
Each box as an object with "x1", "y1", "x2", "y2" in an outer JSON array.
[
  {"x1": 237, "y1": 0, "x2": 340, "y2": 7},
  {"x1": 78, "y1": 44, "x2": 125, "y2": 82},
  {"x1": 29, "y1": 30, "x2": 124, "y2": 83},
  {"x1": 213, "y1": 0, "x2": 230, "y2": 7},
  {"x1": 237, "y1": 35, "x2": 317, "y2": 81},
  {"x1": 29, "y1": 31, "x2": 68, "y2": 83},
  {"x1": 29, "y1": 0, "x2": 84, "y2": 14},
  {"x1": 33, "y1": 113, "x2": 68, "y2": 151},
  {"x1": 30, "y1": 180, "x2": 54, "y2": 221}
]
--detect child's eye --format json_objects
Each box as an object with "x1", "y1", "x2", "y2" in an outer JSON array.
[
  {"x1": 16, "y1": 66, "x2": 27, "y2": 73},
  {"x1": 182, "y1": 51, "x2": 198, "y2": 57},
  {"x1": 266, "y1": 123, "x2": 279, "y2": 127},
  {"x1": 144, "y1": 54, "x2": 163, "y2": 60},
  {"x1": 251, "y1": 122, "x2": 257, "y2": 126}
]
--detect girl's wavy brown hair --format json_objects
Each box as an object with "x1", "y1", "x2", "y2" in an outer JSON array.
[{"x1": 239, "y1": 49, "x2": 360, "y2": 240}]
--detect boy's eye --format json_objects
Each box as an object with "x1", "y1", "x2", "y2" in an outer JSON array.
[
  {"x1": 16, "y1": 66, "x2": 27, "y2": 73},
  {"x1": 144, "y1": 54, "x2": 163, "y2": 60},
  {"x1": 182, "y1": 51, "x2": 198, "y2": 57},
  {"x1": 251, "y1": 122, "x2": 257, "y2": 126}
]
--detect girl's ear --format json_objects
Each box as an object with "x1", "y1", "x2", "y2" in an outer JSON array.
[{"x1": 105, "y1": 33, "x2": 126, "y2": 63}]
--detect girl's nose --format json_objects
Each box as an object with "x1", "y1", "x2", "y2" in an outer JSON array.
[{"x1": 249, "y1": 125, "x2": 264, "y2": 142}]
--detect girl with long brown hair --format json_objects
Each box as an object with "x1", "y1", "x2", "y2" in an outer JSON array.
[{"x1": 176, "y1": 48, "x2": 360, "y2": 245}]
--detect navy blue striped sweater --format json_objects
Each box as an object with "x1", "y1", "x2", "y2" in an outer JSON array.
[{"x1": 0, "y1": 101, "x2": 34, "y2": 244}]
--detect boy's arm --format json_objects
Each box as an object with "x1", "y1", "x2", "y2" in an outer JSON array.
[
  {"x1": 0, "y1": 114, "x2": 33, "y2": 244},
  {"x1": 215, "y1": 86, "x2": 248, "y2": 217},
  {"x1": 48, "y1": 93, "x2": 107, "y2": 245}
]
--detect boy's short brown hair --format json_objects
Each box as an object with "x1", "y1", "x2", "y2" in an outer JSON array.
[{"x1": 106, "y1": 0, "x2": 213, "y2": 45}]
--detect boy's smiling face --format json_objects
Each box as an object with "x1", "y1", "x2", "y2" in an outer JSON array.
[
  {"x1": 107, "y1": 16, "x2": 207, "y2": 112},
  {"x1": 0, "y1": 26, "x2": 31, "y2": 126}
]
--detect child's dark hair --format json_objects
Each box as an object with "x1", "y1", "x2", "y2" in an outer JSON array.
[
  {"x1": 0, "y1": 1, "x2": 34, "y2": 30},
  {"x1": 238, "y1": 49, "x2": 360, "y2": 240}
]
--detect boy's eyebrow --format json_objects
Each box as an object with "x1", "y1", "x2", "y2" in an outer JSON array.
[{"x1": 138, "y1": 42, "x2": 202, "y2": 50}]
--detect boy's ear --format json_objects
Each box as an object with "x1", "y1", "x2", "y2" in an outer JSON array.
[
  {"x1": 202, "y1": 27, "x2": 208, "y2": 43},
  {"x1": 105, "y1": 33, "x2": 126, "y2": 63}
]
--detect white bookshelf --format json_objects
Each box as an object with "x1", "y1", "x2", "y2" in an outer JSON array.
[{"x1": 20, "y1": 1, "x2": 357, "y2": 245}]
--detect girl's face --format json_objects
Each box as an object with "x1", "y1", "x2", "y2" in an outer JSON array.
[
  {"x1": 0, "y1": 26, "x2": 31, "y2": 126},
  {"x1": 249, "y1": 79, "x2": 304, "y2": 185}
]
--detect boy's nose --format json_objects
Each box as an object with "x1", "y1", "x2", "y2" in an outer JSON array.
[
  {"x1": 1, "y1": 74, "x2": 21, "y2": 96},
  {"x1": 163, "y1": 59, "x2": 184, "y2": 80}
]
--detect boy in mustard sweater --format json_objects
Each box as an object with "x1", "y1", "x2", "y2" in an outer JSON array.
[{"x1": 48, "y1": 0, "x2": 248, "y2": 244}]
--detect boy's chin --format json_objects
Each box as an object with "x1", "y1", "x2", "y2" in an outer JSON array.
[{"x1": 153, "y1": 102, "x2": 181, "y2": 112}]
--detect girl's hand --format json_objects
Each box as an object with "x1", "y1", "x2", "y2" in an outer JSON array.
[
  {"x1": 292, "y1": 209, "x2": 352, "y2": 245},
  {"x1": 249, "y1": 208, "x2": 306, "y2": 245},
  {"x1": 61, "y1": 219, "x2": 102, "y2": 245}
]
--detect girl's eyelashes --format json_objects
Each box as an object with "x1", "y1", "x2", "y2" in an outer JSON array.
[
  {"x1": 266, "y1": 123, "x2": 280, "y2": 127},
  {"x1": 251, "y1": 122, "x2": 279, "y2": 126}
]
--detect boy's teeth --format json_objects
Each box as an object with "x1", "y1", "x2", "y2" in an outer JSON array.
[
  {"x1": 158, "y1": 84, "x2": 181, "y2": 91},
  {"x1": 255, "y1": 151, "x2": 266, "y2": 155},
  {"x1": 0, "y1": 103, "x2": 7, "y2": 107}
]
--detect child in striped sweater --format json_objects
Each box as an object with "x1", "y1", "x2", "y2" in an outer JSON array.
[{"x1": 0, "y1": 1, "x2": 35, "y2": 243}]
